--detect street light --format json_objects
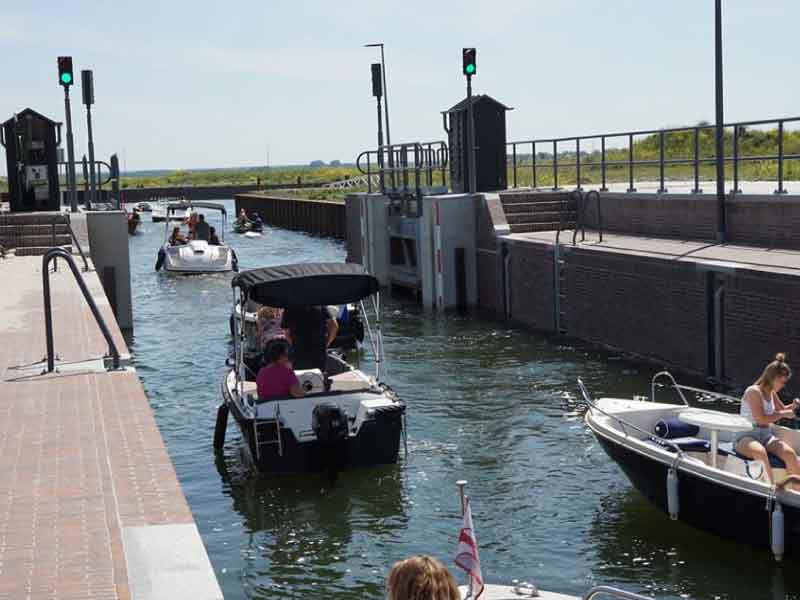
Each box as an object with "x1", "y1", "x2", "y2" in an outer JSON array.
[{"x1": 714, "y1": 0, "x2": 726, "y2": 242}]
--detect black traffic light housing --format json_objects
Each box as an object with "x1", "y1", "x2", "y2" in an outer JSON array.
[
  {"x1": 58, "y1": 56, "x2": 74, "y2": 87},
  {"x1": 462, "y1": 48, "x2": 476, "y2": 76},
  {"x1": 81, "y1": 70, "x2": 95, "y2": 105},
  {"x1": 371, "y1": 63, "x2": 383, "y2": 98}
]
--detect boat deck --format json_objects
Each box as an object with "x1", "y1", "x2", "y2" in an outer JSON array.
[{"x1": 0, "y1": 256, "x2": 221, "y2": 599}]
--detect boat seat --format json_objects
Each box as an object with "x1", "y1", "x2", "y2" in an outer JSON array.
[{"x1": 717, "y1": 442, "x2": 786, "y2": 469}]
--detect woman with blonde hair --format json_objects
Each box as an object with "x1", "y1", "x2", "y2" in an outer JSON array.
[
  {"x1": 735, "y1": 352, "x2": 800, "y2": 486},
  {"x1": 386, "y1": 555, "x2": 460, "y2": 600},
  {"x1": 256, "y1": 305, "x2": 287, "y2": 352}
]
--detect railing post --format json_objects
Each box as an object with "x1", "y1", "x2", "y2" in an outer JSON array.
[
  {"x1": 42, "y1": 255, "x2": 55, "y2": 373},
  {"x1": 512, "y1": 143, "x2": 517, "y2": 188},
  {"x1": 552, "y1": 140, "x2": 559, "y2": 191},
  {"x1": 600, "y1": 136, "x2": 608, "y2": 192},
  {"x1": 692, "y1": 128, "x2": 702, "y2": 194},
  {"x1": 732, "y1": 125, "x2": 741, "y2": 194},
  {"x1": 775, "y1": 120, "x2": 787, "y2": 194},
  {"x1": 658, "y1": 131, "x2": 667, "y2": 193},
  {"x1": 367, "y1": 153, "x2": 373, "y2": 193},
  {"x1": 575, "y1": 139, "x2": 582, "y2": 191},
  {"x1": 627, "y1": 133, "x2": 636, "y2": 193},
  {"x1": 531, "y1": 142, "x2": 537, "y2": 189}
]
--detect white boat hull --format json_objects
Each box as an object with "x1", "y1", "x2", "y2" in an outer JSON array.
[{"x1": 162, "y1": 240, "x2": 234, "y2": 274}]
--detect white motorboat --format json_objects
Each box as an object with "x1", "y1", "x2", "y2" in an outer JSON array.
[
  {"x1": 155, "y1": 201, "x2": 237, "y2": 274},
  {"x1": 216, "y1": 262, "x2": 405, "y2": 475},
  {"x1": 581, "y1": 372, "x2": 800, "y2": 560},
  {"x1": 151, "y1": 200, "x2": 190, "y2": 222}
]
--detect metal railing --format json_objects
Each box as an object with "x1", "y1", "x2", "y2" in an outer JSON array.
[
  {"x1": 506, "y1": 116, "x2": 800, "y2": 194},
  {"x1": 572, "y1": 190, "x2": 604, "y2": 245},
  {"x1": 582, "y1": 586, "x2": 654, "y2": 600},
  {"x1": 357, "y1": 140, "x2": 448, "y2": 195},
  {"x1": 64, "y1": 215, "x2": 89, "y2": 271},
  {"x1": 42, "y1": 247, "x2": 120, "y2": 373}
]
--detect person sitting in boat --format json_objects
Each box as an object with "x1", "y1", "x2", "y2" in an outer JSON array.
[
  {"x1": 193, "y1": 214, "x2": 210, "y2": 241},
  {"x1": 281, "y1": 306, "x2": 338, "y2": 371},
  {"x1": 168, "y1": 226, "x2": 187, "y2": 245},
  {"x1": 237, "y1": 209, "x2": 250, "y2": 227},
  {"x1": 250, "y1": 212, "x2": 263, "y2": 229},
  {"x1": 208, "y1": 227, "x2": 221, "y2": 246},
  {"x1": 256, "y1": 342, "x2": 304, "y2": 400},
  {"x1": 386, "y1": 556, "x2": 460, "y2": 600},
  {"x1": 256, "y1": 306, "x2": 288, "y2": 353},
  {"x1": 185, "y1": 211, "x2": 199, "y2": 234},
  {"x1": 735, "y1": 352, "x2": 800, "y2": 486}
]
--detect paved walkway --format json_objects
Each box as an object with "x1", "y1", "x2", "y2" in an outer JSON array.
[
  {"x1": 507, "y1": 230, "x2": 800, "y2": 277},
  {"x1": 0, "y1": 256, "x2": 221, "y2": 599}
]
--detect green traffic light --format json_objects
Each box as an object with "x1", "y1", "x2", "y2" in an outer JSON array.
[
  {"x1": 465, "y1": 64, "x2": 475, "y2": 75},
  {"x1": 60, "y1": 72, "x2": 72, "y2": 85}
]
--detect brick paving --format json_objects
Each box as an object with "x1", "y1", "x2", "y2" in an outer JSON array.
[{"x1": 0, "y1": 256, "x2": 219, "y2": 599}]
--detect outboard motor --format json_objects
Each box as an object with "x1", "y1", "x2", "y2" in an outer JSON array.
[{"x1": 312, "y1": 402, "x2": 348, "y2": 484}]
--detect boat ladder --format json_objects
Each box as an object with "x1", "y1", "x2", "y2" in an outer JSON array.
[{"x1": 255, "y1": 402, "x2": 283, "y2": 458}]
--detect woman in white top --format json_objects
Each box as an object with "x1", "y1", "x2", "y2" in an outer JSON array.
[{"x1": 735, "y1": 352, "x2": 800, "y2": 486}]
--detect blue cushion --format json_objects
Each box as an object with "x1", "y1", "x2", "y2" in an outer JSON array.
[
  {"x1": 654, "y1": 418, "x2": 700, "y2": 439},
  {"x1": 647, "y1": 436, "x2": 710, "y2": 453}
]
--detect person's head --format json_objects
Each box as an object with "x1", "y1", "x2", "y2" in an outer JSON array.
[
  {"x1": 756, "y1": 353, "x2": 792, "y2": 392},
  {"x1": 171, "y1": 226, "x2": 180, "y2": 237},
  {"x1": 240, "y1": 208, "x2": 246, "y2": 215},
  {"x1": 210, "y1": 226, "x2": 216, "y2": 235},
  {"x1": 386, "y1": 556, "x2": 460, "y2": 600},
  {"x1": 267, "y1": 342, "x2": 289, "y2": 366},
  {"x1": 257, "y1": 306, "x2": 281, "y2": 321},
  {"x1": 198, "y1": 214, "x2": 205, "y2": 223}
]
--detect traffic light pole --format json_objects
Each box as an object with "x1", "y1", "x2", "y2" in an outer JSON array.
[
  {"x1": 714, "y1": 0, "x2": 726, "y2": 242},
  {"x1": 466, "y1": 74, "x2": 477, "y2": 194},
  {"x1": 86, "y1": 104, "x2": 96, "y2": 209},
  {"x1": 376, "y1": 96, "x2": 385, "y2": 192},
  {"x1": 63, "y1": 87, "x2": 78, "y2": 212}
]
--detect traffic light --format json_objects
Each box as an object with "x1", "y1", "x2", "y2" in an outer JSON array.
[
  {"x1": 371, "y1": 63, "x2": 382, "y2": 98},
  {"x1": 58, "y1": 56, "x2": 74, "y2": 87},
  {"x1": 462, "y1": 48, "x2": 476, "y2": 76}
]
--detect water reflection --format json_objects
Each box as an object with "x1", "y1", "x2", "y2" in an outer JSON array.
[
  {"x1": 214, "y1": 447, "x2": 408, "y2": 599},
  {"x1": 590, "y1": 488, "x2": 800, "y2": 600}
]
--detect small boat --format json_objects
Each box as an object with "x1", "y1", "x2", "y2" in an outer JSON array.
[
  {"x1": 582, "y1": 372, "x2": 800, "y2": 560},
  {"x1": 152, "y1": 200, "x2": 190, "y2": 222},
  {"x1": 127, "y1": 210, "x2": 141, "y2": 235},
  {"x1": 155, "y1": 201, "x2": 237, "y2": 274},
  {"x1": 244, "y1": 231, "x2": 261, "y2": 238},
  {"x1": 233, "y1": 219, "x2": 264, "y2": 234},
  {"x1": 217, "y1": 262, "x2": 405, "y2": 475},
  {"x1": 135, "y1": 202, "x2": 153, "y2": 212}
]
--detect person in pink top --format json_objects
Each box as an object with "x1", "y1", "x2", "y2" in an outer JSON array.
[{"x1": 256, "y1": 343, "x2": 304, "y2": 400}]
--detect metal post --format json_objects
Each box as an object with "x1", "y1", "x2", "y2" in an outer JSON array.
[
  {"x1": 532, "y1": 141, "x2": 537, "y2": 189},
  {"x1": 376, "y1": 95, "x2": 385, "y2": 192},
  {"x1": 714, "y1": 0, "x2": 726, "y2": 241},
  {"x1": 86, "y1": 104, "x2": 96, "y2": 209},
  {"x1": 732, "y1": 124, "x2": 741, "y2": 194},
  {"x1": 110, "y1": 154, "x2": 121, "y2": 210},
  {"x1": 576, "y1": 138, "x2": 582, "y2": 191},
  {"x1": 658, "y1": 131, "x2": 667, "y2": 193},
  {"x1": 82, "y1": 155, "x2": 89, "y2": 200},
  {"x1": 512, "y1": 143, "x2": 517, "y2": 188},
  {"x1": 63, "y1": 87, "x2": 77, "y2": 212},
  {"x1": 600, "y1": 136, "x2": 608, "y2": 192},
  {"x1": 466, "y1": 74, "x2": 477, "y2": 193},
  {"x1": 553, "y1": 140, "x2": 559, "y2": 190},
  {"x1": 692, "y1": 128, "x2": 702, "y2": 194},
  {"x1": 627, "y1": 133, "x2": 636, "y2": 192},
  {"x1": 775, "y1": 120, "x2": 787, "y2": 194}
]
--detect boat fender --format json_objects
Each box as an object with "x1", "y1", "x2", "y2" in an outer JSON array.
[
  {"x1": 155, "y1": 247, "x2": 166, "y2": 271},
  {"x1": 312, "y1": 402, "x2": 348, "y2": 445},
  {"x1": 231, "y1": 248, "x2": 239, "y2": 272},
  {"x1": 772, "y1": 500, "x2": 785, "y2": 562},
  {"x1": 213, "y1": 404, "x2": 229, "y2": 450},
  {"x1": 667, "y1": 467, "x2": 679, "y2": 520}
]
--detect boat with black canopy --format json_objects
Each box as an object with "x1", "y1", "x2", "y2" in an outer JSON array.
[
  {"x1": 581, "y1": 372, "x2": 800, "y2": 560},
  {"x1": 217, "y1": 262, "x2": 405, "y2": 475}
]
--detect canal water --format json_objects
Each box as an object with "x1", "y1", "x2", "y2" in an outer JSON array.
[{"x1": 128, "y1": 200, "x2": 798, "y2": 600}]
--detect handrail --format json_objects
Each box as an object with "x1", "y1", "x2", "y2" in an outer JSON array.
[
  {"x1": 357, "y1": 140, "x2": 448, "y2": 195},
  {"x1": 42, "y1": 248, "x2": 121, "y2": 373},
  {"x1": 64, "y1": 215, "x2": 90, "y2": 272},
  {"x1": 582, "y1": 585, "x2": 654, "y2": 600},
  {"x1": 577, "y1": 377, "x2": 686, "y2": 457},
  {"x1": 651, "y1": 371, "x2": 690, "y2": 406},
  {"x1": 506, "y1": 115, "x2": 800, "y2": 194}
]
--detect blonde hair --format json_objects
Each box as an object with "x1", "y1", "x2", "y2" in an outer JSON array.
[
  {"x1": 256, "y1": 306, "x2": 282, "y2": 321},
  {"x1": 756, "y1": 352, "x2": 792, "y2": 391},
  {"x1": 387, "y1": 556, "x2": 460, "y2": 600}
]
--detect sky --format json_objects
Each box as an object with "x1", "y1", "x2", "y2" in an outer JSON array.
[{"x1": 1, "y1": 0, "x2": 799, "y2": 175}]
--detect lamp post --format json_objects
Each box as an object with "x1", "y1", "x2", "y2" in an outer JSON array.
[
  {"x1": 365, "y1": 43, "x2": 393, "y2": 189},
  {"x1": 714, "y1": 0, "x2": 726, "y2": 242}
]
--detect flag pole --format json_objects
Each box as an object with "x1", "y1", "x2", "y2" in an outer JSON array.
[{"x1": 456, "y1": 480, "x2": 471, "y2": 598}]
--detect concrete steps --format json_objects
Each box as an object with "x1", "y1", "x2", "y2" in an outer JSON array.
[
  {"x1": 0, "y1": 212, "x2": 73, "y2": 254},
  {"x1": 499, "y1": 190, "x2": 576, "y2": 234}
]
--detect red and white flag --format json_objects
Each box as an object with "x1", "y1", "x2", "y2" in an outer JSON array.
[{"x1": 455, "y1": 497, "x2": 484, "y2": 599}]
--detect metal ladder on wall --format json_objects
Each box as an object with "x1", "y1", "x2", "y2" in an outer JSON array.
[{"x1": 254, "y1": 403, "x2": 283, "y2": 460}]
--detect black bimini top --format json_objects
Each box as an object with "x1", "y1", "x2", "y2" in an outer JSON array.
[
  {"x1": 232, "y1": 262, "x2": 379, "y2": 308},
  {"x1": 166, "y1": 201, "x2": 227, "y2": 216}
]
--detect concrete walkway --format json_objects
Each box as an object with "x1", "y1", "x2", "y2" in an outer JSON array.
[
  {"x1": 0, "y1": 256, "x2": 221, "y2": 599},
  {"x1": 507, "y1": 229, "x2": 800, "y2": 277}
]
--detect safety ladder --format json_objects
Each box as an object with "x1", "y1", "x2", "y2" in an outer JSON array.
[{"x1": 254, "y1": 403, "x2": 283, "y2": 459}]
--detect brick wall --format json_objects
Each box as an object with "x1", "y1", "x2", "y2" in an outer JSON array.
[
  {"x1": 475, "y1": 194, "x2": 511, "y2": 315},
  {"x1": 508, "y1": 240, "x2": 556, "y2": 331},
  {"x1": 580, "y1": 192, "x2": 800, "y2": 249},
  {"x1": 563, "y1": 248, "x2": 708, "y2": 374},
  {"x1": 723, "y1": 269, "x2": 800, "y2": 395}
]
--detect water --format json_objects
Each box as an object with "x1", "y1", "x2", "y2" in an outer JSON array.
[{"x1": 128, "y1": 199, "x2": 798, "y2": 600}]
